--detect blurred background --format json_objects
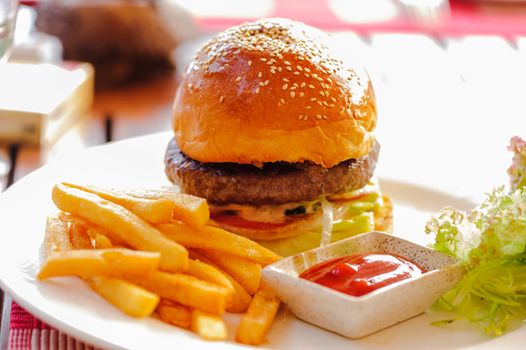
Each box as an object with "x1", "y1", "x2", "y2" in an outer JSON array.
[{"x1": 1, "y1": 0, "x2": 526, "y2": 198}]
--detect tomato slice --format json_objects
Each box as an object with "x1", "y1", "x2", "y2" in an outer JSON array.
[{"x1": 212, "y1": 213, "x2": 296, "y2": 230}]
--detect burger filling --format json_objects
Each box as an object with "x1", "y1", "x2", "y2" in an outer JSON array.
[
  {"x1": 209, "y1": 180, "x2": 382, "y2": 226},
  {"x1": 164, "y1": 138, "x2": 390, "y2": 255}
]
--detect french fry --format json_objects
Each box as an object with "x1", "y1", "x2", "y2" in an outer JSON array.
[
  {"x1": 236, "y1": 288, "x2": 281, "y2": 345},
  {"x1": 68, "y1": 220, "x2": 93, "y2": 249},
  {"x1": 191, "y1": 251, "x2": 252, "y2": 313},
  {"x1": 52, "y1": 184, "x2": 189, "y2": 272},
  {"x1": 156, "y1": 223, "x2": 280, "y2": 265},
  {"x1": 191, "y1": 310, "x2": 228, "y2": 341},
  {"x1": 63, "y1": 183, "x2": 175, "y2": 224},
  {"x1": 196, "y1": 249, "x2": 261, "y2": 295},
  {"x1": 127, "y1": 271, "x2": 230, "y2": 314},
  {"x1": 42, "y1": 216, "x2": 72, "y2": 258},
  {"x1": 59, "y1": 213, "x2": 129, "y2": 247},
  {"x1": 37, "y1": 249, "x2": 160, "y2": 280},
  {"x1": 221, "y1": 270, "x2": 253, "y2": 313},
  {"x1": 63, "y1": 218, "x2": 160, "y2": 318},
  {"x1": 156, "y1": 300, "x2": 192, "y2": 329},
  {"x1": 88, "y1": 277, "x2": 160, "y2": 318},
  {"x1": 90, "y1": 232, "x2": 114, "y2": 249},
  {"x1": 187, "y1": 259, "x2": 235, "y2": 293},
  {"x1": 85, "y1": 225, "x2": 129, "y2": 248},
  {"x1": 125, "y1": 189, "x2": 209, "y2": 227}
]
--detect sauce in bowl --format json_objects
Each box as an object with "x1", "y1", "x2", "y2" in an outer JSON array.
[{"x1": 299, "y1": 253, "x2": 425, "y2": 297}]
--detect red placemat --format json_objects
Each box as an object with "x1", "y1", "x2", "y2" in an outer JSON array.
[{"x1": 8, "y1": 302, "x2": 94, "y2": 350}]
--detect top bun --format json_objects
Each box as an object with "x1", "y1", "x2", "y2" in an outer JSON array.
[{"x1": 172, "y1": 18, "x2": 377, "y2": 168}]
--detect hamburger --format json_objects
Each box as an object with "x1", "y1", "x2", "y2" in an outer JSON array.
[{"x1": 165, "y1": 18, "x2": 392, "y2": 256}]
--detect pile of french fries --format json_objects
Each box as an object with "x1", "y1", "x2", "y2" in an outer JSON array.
[{"x1": 38, "y1": 182, "x2": 282, "y2": 345}]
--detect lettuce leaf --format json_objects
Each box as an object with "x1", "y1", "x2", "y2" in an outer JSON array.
[
  {"x1": 426, "y1": 137, "x2": 526, "y2": 335},
  {"x1": 508, "y1": 136, "x2": 526, "y2": 192}
]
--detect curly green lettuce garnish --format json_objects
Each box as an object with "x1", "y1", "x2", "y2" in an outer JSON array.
[
  {"x1": 509, "y1": 136, "x2": 526, "y2": 191},
  {"x1": 426, "y1": 136, "x2": 526, "y2": 336}
]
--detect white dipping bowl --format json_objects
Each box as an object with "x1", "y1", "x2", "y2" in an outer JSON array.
[{"x1": 262, "y1": 231, "x2": 464, "y2": 339}]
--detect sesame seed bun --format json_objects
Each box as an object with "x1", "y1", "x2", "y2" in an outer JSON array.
[{"x1": 172, "y1": 18, "x2": 377, "y2": 168}]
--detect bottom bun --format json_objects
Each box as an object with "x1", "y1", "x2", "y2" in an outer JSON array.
[
  {"x1": 374, "y1": 195, "x2": 393, "y2": 232},
  {"x1": 209, "y1": 211, "x2": 323, "y2": 241}
]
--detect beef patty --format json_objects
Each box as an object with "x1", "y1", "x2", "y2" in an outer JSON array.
[{"x1": 165, "y1": 139, "x2": 379, "y2": 205}]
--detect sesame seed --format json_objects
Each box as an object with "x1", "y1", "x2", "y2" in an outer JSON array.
[
  {"x1": 219, "y1": 96, "x2": 225, "y2": 103},
  {"x1": 304, "y1": 73, "x2": 310, "y2": 78},
  {"x1": 316, "y1": 114, "x2": 322, "y2": 120},
  {"x1": 308, "y1": 84, "x2": 315, "y2": 89},
  {"x1": 322, "y1": 115, "x2": 327, "y2": 120},
  {"x1": 235, "y1": 76, "x2": 242, "y2": 82},
  {"x1": 291, "y1": 91, "x2": 296, "y2": 98},
  {"x1": 293, "y1": 72, "x2": 300, "y2": 76},
  {"x1": 312, "y1": 74, "x2": 318, "y2": 79},
  {"x1": 305, "y1": 106, "x2": 312, "y2": 110},
  {"x1": 290, "y1": 86, "x2": 297, "y2": 90},
  {"x1": 323, "y1": 101, "x2": 328, "y2": 106},
  {"x1": 299, "y1": 92, "x2": 305, "y2": 97},
  {"x1": 280, "y1": 98, "x2": 286, "y2": 104},
  {"x1": 255, "y1": 88, "x2": 260, "y2": 94},
  {"x1": 301, "y1": 82, "x2": 306, "y2": 88},
  {"x1": 304, "y1": 67, "x2": 311, "y2": 73},
  {"x1": 304, "y1": 115, "x2": 309, "y2": 120},
  {"x1": 260, "y1": 58, "x2": 267, "y2": 62},
  {"x1": 286, "y1": 66, "x2": 292, "y2": 71},
  {"x1": 298, "y1": 115, "x2": 303, "y2": 120},
  {"x1": 331, "y1": 97, "x2": 337, "y2": 102},
  {"x1": 264, "y1": 80, "x2": 269, "y2": 86},
  {"x1": 297, "y1": 66, "x2": 303, "y2": 71},
  {"x1": 248, "y1": 60, "x2": 253, "y2": 66},
  {"x1": 259, "y1": 82, "x2": 265, "y2": 86},
  {"x1": 317, "y1": 101, "x2": 323, "y2": 106},
  {"x1": 319, "y1": 91, "x2": 325, "y2": 97},
  {"x1": 278, "y1": 67, "x2": 283, "y2": 72},
  {"x1": 267, "y1": 61, "x2": 273, "y2": 65},
  {"x1": 258, "y1": 72, "x2": 262, "y2": 78},
  {"x1": 282, "y1": 84, "x2": 288, "y2": 90},
  {"x1": 283, "y1": 78, "x2": 289, "y2": 82},
  {"x1": 270, "y1": 69, "x2": 276, "y2": 74},
  {"x1": 310, "y1": 97, "x2": 317, "y2": 102},
  {"x1": 284, "y1": 61, "x2": 291, "y2": 65}
]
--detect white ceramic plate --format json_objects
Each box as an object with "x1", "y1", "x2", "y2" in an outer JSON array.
[{"x1": 0, "y1": 132, "x2": 523, "y2": 349}]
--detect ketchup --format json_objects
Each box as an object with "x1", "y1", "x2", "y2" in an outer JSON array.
[{"x1": 299, "y1": 253, "x2": 425, "y2": 297}]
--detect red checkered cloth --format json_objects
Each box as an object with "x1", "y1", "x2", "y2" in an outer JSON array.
[{"x1": 8, "y1": 302, "x2": 96, "y2": 350}]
